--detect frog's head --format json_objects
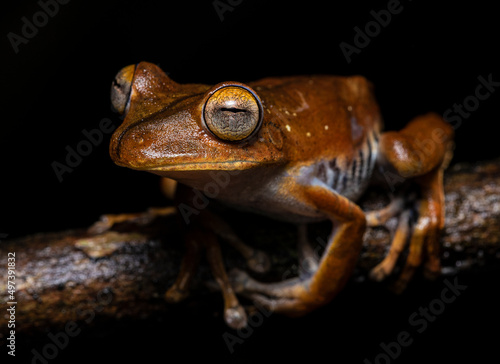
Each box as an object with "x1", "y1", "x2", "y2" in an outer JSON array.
[{"x1": 109, "y1": 62, "x2": 285, "y2": 185}]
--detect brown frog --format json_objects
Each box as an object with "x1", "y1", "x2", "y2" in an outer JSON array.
[{"x1": 107, "y1": 62, "x2": 454, "y2": 328}]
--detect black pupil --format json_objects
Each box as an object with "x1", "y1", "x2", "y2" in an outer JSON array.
[{"x1": 221, "y1": 107, "x2": 247, "y2": 113}]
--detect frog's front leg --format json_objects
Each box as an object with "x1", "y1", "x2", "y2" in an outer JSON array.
[
  {"x1": 232, "y1": 185, "x2": 366, "y2": 315},
  {"x1": 164, "y1": 230, "x2": 202, "y2": 303},
  {"x1": 201, "y1": 211, "x2": 271, "y2": 274},
  {"x1": 165, "y1": 219, "x2": 248, "y2": 329},
  {"x1": 166, "y1": 184, "x2": 273, "y2": 328},
  {"x1": 370, "y1": 112, "x2": 454, "y2": 290}
]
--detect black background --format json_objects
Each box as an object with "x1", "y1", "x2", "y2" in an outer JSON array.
[{"x1": 1, "y1": 1, "x2": 499, "y2": 363}]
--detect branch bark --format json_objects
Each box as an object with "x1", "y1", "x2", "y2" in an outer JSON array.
[{"x1": 1, "y1": 158, "x2": 499, "y2": 337}]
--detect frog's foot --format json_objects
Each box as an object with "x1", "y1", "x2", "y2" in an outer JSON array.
[
  {"x1": 368, "y1": 209, "x2": 412, "y2": 282},
  {"x1": 369, "y1": 113, "x2": 453, "y2": 291},
  {"x1": 229, "y1": 188, "x2": 367, "y2": 317},
  {"x1": 227, "y1": 225, "x2": 321, "y2": 314},
  {"x1": 368, "y1": 174, "x2": 446, "y2": 292},
  {"x1": 228, "y1": 224, "x2": 322, "y2": 315},
  {"x1": 391, "y1": 172, "x2": 445, "y2": 293},
  {"x1": 165, "y1": 229, "x2": 248, "y2": 329},
  {"x1": 230, "y1": 269, "x2": 313, "y2": 315},
  {"x1": 88, "y1": 207, "x2": 176, "y2": 234}
]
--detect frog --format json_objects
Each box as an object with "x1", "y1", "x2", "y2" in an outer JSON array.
[{"x1": 108, "y1": 62, "x2": 454, "y2": 329}]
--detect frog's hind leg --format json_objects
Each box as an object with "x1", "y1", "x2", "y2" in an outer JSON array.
[
  {"x1": 231, "y1": 224, "x2": 321, "y2": 313},
  {"x1": 231, "y1": 187, "x2": 366, "y2": 316},
  {"x1": 374, "y1": 112, "x2": 454, "y2": 290}
]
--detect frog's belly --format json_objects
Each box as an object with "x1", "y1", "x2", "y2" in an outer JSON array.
[
  {"x1": 222, "y1": 192, "x2": 327, "y2": 224},
  {"x1": 220, "y1": 166, "x2": 373, "y2": 224},
  {"x1": 221, "y1": 180, "x2": 366, "y2": 224}
]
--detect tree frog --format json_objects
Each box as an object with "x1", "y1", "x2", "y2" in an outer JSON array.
[{"x1": 108, "y1": 62, "x2": 454, "y2": 328}]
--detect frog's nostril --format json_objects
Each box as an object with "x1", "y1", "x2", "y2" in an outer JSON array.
[{"x1": 111, "y1": 64, "x2": 136, "y2": 115}]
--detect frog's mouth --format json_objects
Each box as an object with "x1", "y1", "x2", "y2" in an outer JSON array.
[
  {"x1": 131, "y1": 161, "x2": 266, "y2": 192},
  {"x1": 133, "y1": 160, "x2": 261, "y2": 173}
]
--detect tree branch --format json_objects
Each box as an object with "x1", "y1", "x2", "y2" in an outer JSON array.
[{"x1": 1, "y1": 158, "x2": 499, "y2": 337}]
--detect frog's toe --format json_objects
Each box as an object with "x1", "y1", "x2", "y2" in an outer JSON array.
[
  {"x1": 229, "y1": 268, "x2": 320, "y2": 316},
  {"x1": 369, "y1": 263, "x2": 392, "y2": 282},
  {"x1": 228, "y1": 268, "x2": 252, "y2": 293},
  {"x1": 224, "y1": 305, "x2": 248, "y2": 329},
  {"x1": 391, "y1": 210, "x2": 442, "y2": 293},
  {"x1": 248, "y1": 294, "x2": 305, "y2": 316},
  {"x1": 164, "y1": 286, "x2": 189, "y2": 303},
  {"x1": 87, "y1": 217, "x2": 113, "y2": 235},
  {"x1": 423, "y1": 256, "x2": 441, "y2": 280},
  {"x1": 369, "y1": 209, "x2": 411, "y2": 282},
  {"x1": 247, "y1": 250, "x2": 271, "y2": 274},
  {"x1": 365, "y1": 196, "x2": 405, "y2": 227}
]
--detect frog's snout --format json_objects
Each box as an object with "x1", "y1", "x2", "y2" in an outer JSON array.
[
  {"x1": 111, "y1": 64, "x2": 135, "y2": 115},
  {"x1": 109, "y1": 123, "x2": 131, "y2": 167}
]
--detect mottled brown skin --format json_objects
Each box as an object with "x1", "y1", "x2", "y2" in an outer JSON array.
[{"x1": 109, "y1": 62, "x2": 454, "y2": 328}]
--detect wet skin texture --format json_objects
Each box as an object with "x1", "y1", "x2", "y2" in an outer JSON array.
[{"x1": 109, "y1": 62, "x2": 454, "y2": 329}]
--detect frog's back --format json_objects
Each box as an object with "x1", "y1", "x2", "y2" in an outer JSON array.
[{"x1": 251, "y1": 75, "x2": 382, "y2": 202}]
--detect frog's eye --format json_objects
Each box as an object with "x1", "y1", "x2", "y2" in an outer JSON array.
[
  {"x1": 111, "y1": 64, "x2": 135, "y2": 115},
  {"x1": 203, "y1": 85, "x2": 263, "y2": 142}
]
